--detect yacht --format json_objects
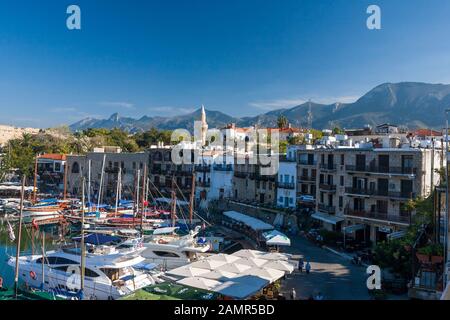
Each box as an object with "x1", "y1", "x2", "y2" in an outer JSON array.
[
  {"x1": 8, "y1": 247, "x2": 159, "y2": 300},
  {"x1": 141, "y1": 226, "x2": 211, "y2": 270}
]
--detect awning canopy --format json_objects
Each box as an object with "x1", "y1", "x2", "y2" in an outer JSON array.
[
  {"x1": 176, "y1": 277, "x2": 222, "y2": 291},
  {"x1": 262, "y1": 230, "x2": 291, "y2": 246},
  {"x1": 387, "y1": 230, "x2": 407, "y2": 240},
  {"x1": 311, "y1": 212, "x2": 344, "y2": 225},
  {"x1": 343, "y1": 224, "x2": 365, "y2": 234},
  {"x1": 223, "y1": 211, "x2": 274, "y2": 231}
]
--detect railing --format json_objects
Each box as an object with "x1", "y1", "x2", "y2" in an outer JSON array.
[
  {"x1": 344, "y1": 208, "x2": 411, "y2": 224},
  {"x1": 198, "y1": 182, "x2": 211, "y2": 188},
  {"x1": 277, "y1": 182, "x2": 295, "y2": 190},
  {"x1": 299, "y1": 175, "x2": 316, "y2": 182},
  {"x1": 234, "y1": 172, "x2": 248, "y2": 179},
  {"x1": 345, "y1": 165, "x2": 417, "y2": 175},
  {"x1": 298, "y1": 160, "x2": 316, "y2": 166},
  {"x1": 318, "y1": 204, "x2": 336, "y2": 214},
  {"x1": 319, "y1": 184, "x2": 336, "y2": 191},
  {"x1": 345, "y1": 187, "x2": 416, "y2": 199},
  {"x1": 279, "y1": 156, "x2": 296, "y2": 162},
  {"x1": 194, "y1": 165, "x2": 211, "y2": 172},
  {"x1": 213, "y1": 164, "x2": 233, "y2": 171},
  {"x1": 319, "y1": 163, "x2": 337, "y2": 171}
]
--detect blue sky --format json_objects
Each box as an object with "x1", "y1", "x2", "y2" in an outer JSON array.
[{"x1": 1, "y1": 0, "x2": 450, "y2": 128}]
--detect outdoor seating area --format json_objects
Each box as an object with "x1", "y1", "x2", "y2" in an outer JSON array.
[{"x1": 163, "y1": 250, "x2": 296, "y2": 300}]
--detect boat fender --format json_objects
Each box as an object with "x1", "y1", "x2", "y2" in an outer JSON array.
[
  {"x1": 0, "y1": 276, "x2": 3, "y2": 288},
  {"x1": 29, "y1": 271, "x2": 37, "y2": 280},
  {"x1": 31, "y1": 219, "x2": 39, "y2": 230}
]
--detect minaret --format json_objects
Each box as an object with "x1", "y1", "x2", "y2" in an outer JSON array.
[{"x1": 201, "y1": 105, "x2": 208, "y2": 146}]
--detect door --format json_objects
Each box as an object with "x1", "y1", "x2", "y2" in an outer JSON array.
[
  {"x1": 378, "y1": 155, "x2": 389, "y2": 173},
  {"x1": 401, "y1": 180, "x2": 413, "y2": 198},
  {"x1": 356, "y1": 155, "x2": 366, "y2": 171},
  {"x1": 377, "y1": 178, "x2": 388, "y2": 196}
]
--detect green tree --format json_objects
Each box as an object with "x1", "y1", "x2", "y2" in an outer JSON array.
[{"x1": 277, "y1": 115, "x2": 289, "y2": 129}]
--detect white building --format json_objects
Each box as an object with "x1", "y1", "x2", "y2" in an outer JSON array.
[{"x1": 276, "y1": 146, "x2": 299, "y2": 208}]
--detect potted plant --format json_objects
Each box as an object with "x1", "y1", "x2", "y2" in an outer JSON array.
[{"x1": 416, "y1": 246, "x2": 432, "y2": 263}]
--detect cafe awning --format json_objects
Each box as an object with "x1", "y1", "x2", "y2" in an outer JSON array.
[
  {"x1": 343, "y1": 224, "x2": 365, "y2": 234},
  {"x1": 311, "y1": 212, "x2": 344, "y2": 225}
]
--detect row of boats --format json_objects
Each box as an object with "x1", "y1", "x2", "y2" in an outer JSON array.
[{"x1": 1, "y1": 195, "x2": 214, "y2": 300}]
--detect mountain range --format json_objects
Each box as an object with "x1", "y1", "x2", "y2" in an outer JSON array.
[{"x1": 70, "y1": 82, "x2": 450, "y2": 132}]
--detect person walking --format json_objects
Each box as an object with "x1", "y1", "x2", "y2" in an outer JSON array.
[
  {"x1": 298, "y1": 259, "x2": 304, "y2": 273},
  {"x1": 305, "y1": 261, "x2": 311, "y2": 274},
  {"x1": 290, "y1": 288, "x2": 297, "y2": 300}
]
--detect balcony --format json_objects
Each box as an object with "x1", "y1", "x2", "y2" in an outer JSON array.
[
  {"x1": 234, "y1": 172, "x2": 248, "y2": 179},
  {"x1": 277, "y1": 182, "x2": 295, "y2": 190},
  {"x1": 195, "y1": 165, "x2": 211, "y2": 173},
  {"x1": 198, "y1": 181, "x2": 211, "y2": 188},
  {"x1": 345, "y1": 187, "x2": 416, "y2": 199},
  {"x1": 299, "y1": 175, "x2": 316, "y2": 182},
  {"x1": 319, "y1": 163, "x2": 337, "y2": 171},
  {"x1": 319, "y1": 183, "x2": 336, "y2": 192},
  {"x1": 318, "y1": 204, "x2": 336, "y2": 214},
  {"x1": 279, "y1": 156, "x2": 296, "y2": 163},
  {"x1": 298, "y1": 159, "x2": 316, "y2": 166},
  {"x1": 344, "y1": 208, "x2": 411, "y2": 224},
  {"x1": 345, "y1": 165, "x2": 417, "y2": 176},
  {"x1": 213, "y1": 164, "x2": 233, "y2": 171}
]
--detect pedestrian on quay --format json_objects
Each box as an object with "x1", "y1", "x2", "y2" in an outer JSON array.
[
  {"x1": 298, "y1": 259, "x2": 304, "y2": 273},
  {"x1": 290, "y1": 288, "x2": 297, "y2": 300},
  {"x1": 305, "y1": 261, "x2": 311, "y2": 274}
]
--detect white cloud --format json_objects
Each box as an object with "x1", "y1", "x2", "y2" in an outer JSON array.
[
  {"x1": 249, "y1": 95, "x2": 359, "y2": 111},
  {"x1": 98, "y1": 101, "x2": 135, "y2": 109}
]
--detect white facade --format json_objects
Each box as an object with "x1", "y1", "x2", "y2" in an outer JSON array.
[{"x1": 276, "y1": 146, "x2": 299, "y2": 208}]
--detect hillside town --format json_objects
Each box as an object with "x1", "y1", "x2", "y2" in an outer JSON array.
[{"x1": 1, "y1": 106, "x2": 449, "y2": 301}]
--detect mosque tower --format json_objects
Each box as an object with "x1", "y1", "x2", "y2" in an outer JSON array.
[{"x1": 200, "y1": 105, "x2": 208, "y2": 146}]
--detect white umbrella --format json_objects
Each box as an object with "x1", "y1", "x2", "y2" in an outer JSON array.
[
  {"x1": 177, "y1": 277, "x2": 222, "y2": 291},
  {"x1": 206, "y1": 253, "x2": 241, "y2": 264},
  {"x1": 263, "y1": 230, "x2": 291, "y2": 246},
  {"x1": 263, "y1": 260, "x2": 295, "y2": 273},
  {"x1": 243, "y1": 267, "x2": 285, "y2": 282},
  {"x1": 200, "y1": 270, "x2": 238, "y2": 281},
  {"x1": 216, "y1": 262, "x2": 252, "y2": 274},
  {"x1": 190, "y1": 259, "x2": 227, "y2": 270},
  {"x1": 234, "y1": 257, "x2": 268, "y2": 268},
  {"x1": 259, "y1": 252, "x2": 291, "y2": 261},
  {"x1": 167, "y1": 266, "x2": 210, "y2": 278},
  {"x1": 232, "y1": 249, "x2": 264, "y2": 259}
]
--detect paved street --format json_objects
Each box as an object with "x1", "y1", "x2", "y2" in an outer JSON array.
[{"x1": 280, "y1": 235, "x2": 372, "y2": 300}]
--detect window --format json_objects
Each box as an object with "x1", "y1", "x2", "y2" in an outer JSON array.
[
  {"x1": 340, "y1": 154, "x2": 345, "y2": 166},
  {"x1": 279, "y1": 196, "x2": 283, "y2": 203},
  {"x1": 153, "y1": 251, "x2": 180, "y2": 258},
  {"x1": 71, "y1": 162, "x2": 80, "y2": 174},
  {"x1": 339, "y1": 196, "x2": 343, "y2": 208},
  {"x1": 289, "y1": 197, "x2": 293, "y2": 204},
  {"x1": 36, "y1": 257, "x2": 78, "y2": 265},
  {"x1": 55, "y1": 163, "x2": 61, "y2": 172},
  {"x1": 340, "y1": 176, "x2": 344, "y2": 186}
]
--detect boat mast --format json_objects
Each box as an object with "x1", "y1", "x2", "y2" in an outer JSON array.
[
  {"x1": 171, "y1": 177, "x2": 177, "y2": 228},
  {"x1": 14, "y1": 175, "x2": 26, "y2": 298},
  {"x1": 80, "y1": 177, "x2": 86, "y2": 299},
  {"x1": 33, "y1": 156, "x2": 38, "y2": 203},
  {"x1": 63, "y1": 157, "x2": 68, "y2": 200},
  {"x1": 115, "y1": 167, "x2": 121, "y2": 217},
  {"x1": 136, "y1": 169, "x2": 141, "y2": 218},
  {"x1": 87, "y1": 159, "x2": 91, "y2": 210},
  {"x1": 97, "y1": 154, "x2": 106, "y2": 209},
  {"x1": 140, "y1": 164, "x2": 147, "y2": 232},
  {"x1": 41, "y1": 230, "x2": 45, "y2": 290},
  {"x1": 189, "y1": 171, "x2": 196, "y2": 225}
]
